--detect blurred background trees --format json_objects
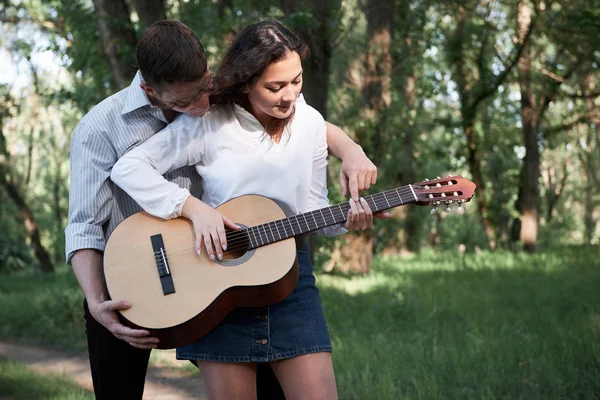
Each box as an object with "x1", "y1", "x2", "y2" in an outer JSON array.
[{"x1": 1, "y1": 0, "x2": 599, "y2": 274}]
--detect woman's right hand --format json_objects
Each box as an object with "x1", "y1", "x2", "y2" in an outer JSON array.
[{"x1": 181, "y1": 196, "x2": 240, "y2": 261}]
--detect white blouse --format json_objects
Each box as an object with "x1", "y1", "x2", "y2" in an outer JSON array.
[{"x1": 110, "y1": 102, "x2": 346, "y2": 236}]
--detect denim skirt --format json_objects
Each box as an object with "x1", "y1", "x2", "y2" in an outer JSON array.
[{"x1": 176, "y1": 245, "x2": 332, "y2": 362}]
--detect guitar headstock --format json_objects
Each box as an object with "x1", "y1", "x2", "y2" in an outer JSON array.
[{"x1": 412, "y1": 176, "x2": 476, "y2": 213}]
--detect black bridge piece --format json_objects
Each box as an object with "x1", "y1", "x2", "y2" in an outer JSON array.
[{"x1": 151, "y1": 234, "x2": 175, "y2": 295}]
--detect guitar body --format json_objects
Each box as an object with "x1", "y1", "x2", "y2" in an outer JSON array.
[{"x1": 103, "y1": 195, "x2": 299, "y2": 349}]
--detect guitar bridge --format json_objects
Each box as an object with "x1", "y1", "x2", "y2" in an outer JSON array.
[{"x1": 151, "y1": 234, "x2": 175, "y2": 295}]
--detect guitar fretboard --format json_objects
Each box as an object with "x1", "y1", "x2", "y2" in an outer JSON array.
[{"x1": 233, "y1": 184, "x2": 418, "y2": 249}]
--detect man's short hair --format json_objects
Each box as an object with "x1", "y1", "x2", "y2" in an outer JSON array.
[{"x1": 136, "y1": 20, "x2": 207, "y2": 89}]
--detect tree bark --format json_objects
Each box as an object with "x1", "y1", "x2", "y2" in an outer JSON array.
[
  {"x1": 91, "y1": 0, "x2": 138, "y2": 89},
  {"x1": 0, "y1": 115, "x2": 54, "y2": 272},
  {"x1": 280, "y1": 0, "x2": 336, "y2": 117},
  {"x1": 132, "y1": 0, "x2": 166, "y2": 30},
  {"x1": 336, "y1": 0, "x2": 394, "y2": 273},
  {"x1": 2, "y1": 176, "x2": 55, "y2": 272},
  {"x1": 516, "y1": 0, "x2": 539, "y2": 252}
]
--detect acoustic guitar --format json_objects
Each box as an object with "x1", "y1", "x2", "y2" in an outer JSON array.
[{"x1": 103, "y1": 176, "x2": 475, "y2": 348}]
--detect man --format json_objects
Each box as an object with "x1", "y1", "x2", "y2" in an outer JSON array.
[{"x1": 66, "y1": 20, "x2": 379, "y2": 399}]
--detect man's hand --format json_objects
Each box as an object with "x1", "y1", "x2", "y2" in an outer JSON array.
[
  {"x1": 88, "y1": 299, "x2": 159, "y2": 349},
  {"x1": 339, "y1": 148, "x2": 377, "y2": 201},
  {"x1": 338, "y1": 147, "x2": 393, "y2": 219}
]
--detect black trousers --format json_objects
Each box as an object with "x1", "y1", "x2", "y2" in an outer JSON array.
[{"x1": 83, "y1": 300, "x2": 285, "y2": 399}]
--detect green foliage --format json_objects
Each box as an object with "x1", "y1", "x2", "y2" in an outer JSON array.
[{"x1": 1, "y1": 0, "x2": 600, "y2": 269}]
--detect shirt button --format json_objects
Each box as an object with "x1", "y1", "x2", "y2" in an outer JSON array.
[
  {"x1": 258, "y1": 339, "x2": 268, "y2": 345},
  {"x1": 260, "y1": 315, "x2": 268, "y2": 321}
]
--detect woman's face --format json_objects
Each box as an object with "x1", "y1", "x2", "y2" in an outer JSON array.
[{"x1": 245, "y1": 50, "x2": 303, "y2": 126}]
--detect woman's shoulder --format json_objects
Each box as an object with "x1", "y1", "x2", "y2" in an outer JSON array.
[{"x1": 294, "y1": 101, "x2": 325, "y2": 124}]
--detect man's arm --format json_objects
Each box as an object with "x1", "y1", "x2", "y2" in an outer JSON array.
[
  {"x1": 324, "y1": 121, "x2": 392, "y2": 219},
  {"x1": 66, "y1": 125, "x2": 158, "y2": 349},
  {"x1": 324, "y1": 121, "x2": 376, "y2": 199}
]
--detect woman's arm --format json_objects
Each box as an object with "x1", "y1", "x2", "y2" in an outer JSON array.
[{"x1": 110, "y1": 114, "x2": 204, "y2": 219}]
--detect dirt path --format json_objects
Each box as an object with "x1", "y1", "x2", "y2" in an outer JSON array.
[{"x1": 0, "y1": 341, "x2": 207, "y2": 399}]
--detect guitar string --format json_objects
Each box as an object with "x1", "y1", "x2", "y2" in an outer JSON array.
[
  {"x1": 113, "y1": 187, "x2": 419, "y2": 262},
  {"x1": 110, "y1": 187, "x2": 419, "y2": 263}
]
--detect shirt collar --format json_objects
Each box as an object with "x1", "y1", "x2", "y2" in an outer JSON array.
[{"x1": 121, "y1": 71, "x2": 153, "y2": 115}]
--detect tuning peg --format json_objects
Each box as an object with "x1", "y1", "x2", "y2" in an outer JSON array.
[
  {"x1": 430, "y1": 206, "x2": 438, "y2": 215},
  {"x1": 436, "y1": 176, "x2": 441, "y2": 180},
  {"x1": 445, "y1": 204, "x2": 452, "y2": 213}
]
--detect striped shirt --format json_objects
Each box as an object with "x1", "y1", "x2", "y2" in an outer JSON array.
[{"x1": 65, "y1": 71, "x2": 202, "y2": 263}]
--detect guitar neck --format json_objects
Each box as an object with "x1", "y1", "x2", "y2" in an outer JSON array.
[{"x1": 235, "y1": 184, "x2": 418, "y2": 250}]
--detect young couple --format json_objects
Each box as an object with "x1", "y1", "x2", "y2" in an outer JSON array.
[{"x1": 67, "y1": 19, "x2": 389, "y2": 400}]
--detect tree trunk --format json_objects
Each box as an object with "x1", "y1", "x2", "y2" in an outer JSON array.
[
  {"x1": 0, "y1": 96, "x2": 54, "y2": 272},
  {"x1": 398, "y1": 73, "x2": 418, "y2": 252},
  {"x1": 449, "y1": 3, "x2": 532, "y2": 250},
  {"x1": 337, "y1": 234, "x2": 374, "y2": 274},
  {"x1": 280, "y1": 0, "x2": 335, "y2": 116},
  {"x1": 132, "y1": 0, "x2": 166, "y2": 30},
  {"x1": 91, "y1": 0, "x2": 138, "y2": 89},
  {"x1": 516, "y1": 0, "x2": 539, "y2": 253},
  {"x1": 338, "y1": 0, "x2": 394, "y2": 273},
  {"x1": 2, "y1": 177, "x2": 55, "y2": 272}
]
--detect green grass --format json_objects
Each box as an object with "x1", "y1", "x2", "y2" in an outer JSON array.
[
  {"x1": 318, "y1": 246, "x2": 600, "y2": 400},
  {"x1": 0, "y1": 359, "x2": 93, "y2": 399},
  {"x1": 1, "y1": 247, "x2": 599, "y2": 399},
  {"x1": 0, "y1": 264, "x2": 86, "y2": 353}
]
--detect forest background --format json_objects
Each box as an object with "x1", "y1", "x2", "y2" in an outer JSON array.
[
  {"x1": 1, "y1": 1, "x2": 600, "y2": 399},
  {"x1": 2, "y1": 0, "x2": 600, "y2": 274}
]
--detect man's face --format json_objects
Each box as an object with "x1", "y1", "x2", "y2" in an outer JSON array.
[{"x1": 143, "y1": 71, "x2": 213, "y2": 117}]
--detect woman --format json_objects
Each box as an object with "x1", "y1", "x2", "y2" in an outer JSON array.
[{"x1": 111, "y1": 20, "x2": 373, "y2": 399}]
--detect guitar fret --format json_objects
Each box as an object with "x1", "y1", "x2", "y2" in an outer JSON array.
[
  {"x1": 263, "y1": 224, "x2": 271, "y2": 243},
  {"x1": 246, "y1": 229, "x2": 255, "y2": 248},
  {"x1": 370, "y1": 196, "x2": 379, "y2": 212},
  {"x1": 311, "y1": 212, "x2": 318, "y2": 229},
  {"x1": 319, "y1": 209, "x2": 327, "y2": 226},
  {"x1": 255, "y1": 226, "x2": 261, "y2": 246},
  {"x1": 395, "y1": 188, "x2": 404, "y2": 204},
  {"x1": 301, "y1": 213, "x2": 310, "y2": 231},
  {"x1": 249, "y1": 227, "x2": 258, "y2": 247},
  {"x1": 328, "y1": 207, "x2": 336, "y2": 223},
  {"x1": 273, "y1": 221, "x2": 282, "y2": 240},
  {"x1": 383, "y1": 193, "x2": 391, "y2": 208}
]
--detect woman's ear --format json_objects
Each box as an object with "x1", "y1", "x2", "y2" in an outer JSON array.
[{"x1": 241, "y1": 85, "x2": 249, "y2": 94}]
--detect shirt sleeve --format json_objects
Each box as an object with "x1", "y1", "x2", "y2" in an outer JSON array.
[
  {"x1": 65, "y1": 123, "x2": 116, "y2": 264},
  {"x1": 306, "y1": 109, "x2": 348, "y2": 237},
  {"x1": 110, "y1": 114, "x2": 205, "y2": 220}
]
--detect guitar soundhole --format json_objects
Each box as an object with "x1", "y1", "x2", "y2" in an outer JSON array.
[
  {"x1": 223, "y1": 246, "x2": 249, "y2": 260},
  {"x1": 215, "y1": 223, "x2": 255, "y2": 267}
]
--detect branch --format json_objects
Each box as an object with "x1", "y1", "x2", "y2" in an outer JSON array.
[
  {"x1": 564, "y1": 90, "x2": 600, "y2": 99},
  {"x1": 537, "y1": 62, "x2": 579, "y2": 120},
  {"x1": 544, "y1": 114, "x2": 589, "y2": 136},
  {"x1": 471, "y1": 13, "x2": 535, "y2": 108}
]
